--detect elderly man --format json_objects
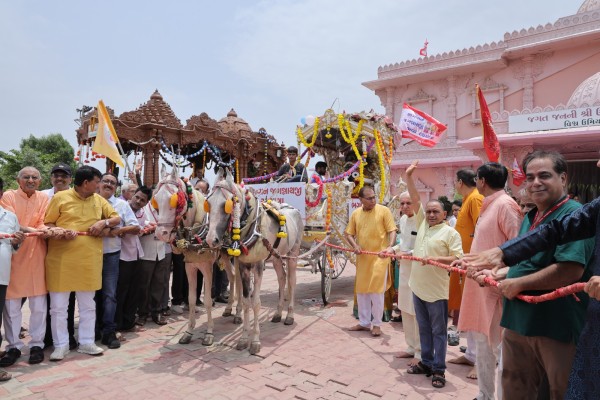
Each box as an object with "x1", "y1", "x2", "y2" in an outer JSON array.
[
  {"x1": 119, "y1": 182, "x2": 138, "y2": 202},
  {"x1": 0, "y1": 178, "x2": 25, "y2": 382},
  {"x1": 404, "y1": 161, "x2": 463, "y2": 389},
  {"x1": 96, "y1": 173, "x2": 139, "y2": 349},
  {"x1": 452, "y1": 163, "x2": 522, "y2": 400},
  {"x1": 383, "y1": 191, "x2": 420, "y2": 366},
  {"x1": 45, "y1": 166, "x2": 120, "y2": 361},
  {"x1": 345, "y1": 185, "x2": 397, "y2": 337},
  {"x1": 464, "y1": 150, "x2": 593, "y2": 399},
  {"x1": 0, "y1": 167, "x2": 49, "y2": 367}
]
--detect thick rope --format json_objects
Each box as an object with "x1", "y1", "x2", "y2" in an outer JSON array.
[
  {"x1": 320, "y1": 241, "x2": 586, "y2": 304},
  {"x1": 0, "y1": 225, "x2": 156, "y2": 240}
]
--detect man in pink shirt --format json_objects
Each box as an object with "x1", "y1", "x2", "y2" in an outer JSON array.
[{"x1": 453, "y1": 162, "x2": 522, "y2": 400}]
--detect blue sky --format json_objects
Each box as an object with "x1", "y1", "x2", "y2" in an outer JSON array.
[{"x1": 0, "y1": 0, "x2": 579, "y2": 172}]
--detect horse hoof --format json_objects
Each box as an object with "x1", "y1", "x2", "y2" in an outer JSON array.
[
  {"x1": 236, "y1": 339, "x2": 249, "y2": 350},
  {"x1": 233, "y1": 316, "x2": 243, "y2": 325},
  {"x1": 222, "y1": 309, "x2": 232, "y2": 317},
  {"x1": 179, "y1": 333, "x2": 192, "y2": 344},
  {"x1": 284, "y1": 316, "x2": 294, "y2": 326},
  {"x1": 202, "y1": 334, "x2": 214, "y2": 346},
  {"x1": 249, "y1": 342, "x2": 261, "y2": 355},
  {"x1": 271, "y1": 315, "x2": 282, "y2": 323}
]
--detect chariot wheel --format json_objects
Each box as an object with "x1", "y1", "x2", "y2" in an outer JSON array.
[
  {"x1": 318, "y1": 252, "x2": 333, "y2": 305},
  {"x1": 329, "y1": 249, "x2": 348, "y2": 279}
]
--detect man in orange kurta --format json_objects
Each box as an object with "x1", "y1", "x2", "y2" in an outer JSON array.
[
  {"x1": 454, "y1": 163, "x2": 522, "y2": 400},
  {"x1": 0, "y1": 167, "x2": 49, "y2": 367},
  {"x1": 449, "y1": 169, "x2": 483, "y2": 375}
]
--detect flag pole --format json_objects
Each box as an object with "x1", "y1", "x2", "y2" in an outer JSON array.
[{"x1": 116, "y1": 140, "x2": 131, "y2": 177}]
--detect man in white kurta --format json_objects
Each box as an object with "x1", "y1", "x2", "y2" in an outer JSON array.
[
  {"x1": 384, "y1": 192, "x2": 420, "y2": 364},
  {"x1": 345, "y1": 186, "x2": 397, "y2": 337}
]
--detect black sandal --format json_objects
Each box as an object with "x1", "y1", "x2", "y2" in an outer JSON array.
[
  {"x1": 407, "y1": 361, "x2": 432, "y2": 376},
  {"x1": 431, "y1": 372, "x2": 446, "y2": 388}
]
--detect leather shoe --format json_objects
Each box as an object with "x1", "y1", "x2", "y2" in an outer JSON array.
[
  {"x1": 0, "y1": 348, "x2": 21, "y2": 367},
  {"x1": 28, "y1": 346, "x2": 44, "y2": 364},
  {"x1": 101, "y1": 332, "x2": 121, "y2": 349},
  {"x1": 215, "y1": 295, "x2": 228, "y2": 304},
  {"x1": 152, "y1": 314, "x2": 167, "y2": 326}
]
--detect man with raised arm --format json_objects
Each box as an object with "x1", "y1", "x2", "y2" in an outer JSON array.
[{"x1": 403, "y1": 160, "x2": 463, "y2": 389}]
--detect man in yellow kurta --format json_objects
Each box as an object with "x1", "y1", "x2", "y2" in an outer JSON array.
[
  {"x1": 0, "y1": 167, "x2": 49, "y2": 367},
  {"x1": 44, "y1": 166, "x2": 120, "y2": 361},
  {"x1": 345, "y1": 186, "x2": 397, "y2": 337}
]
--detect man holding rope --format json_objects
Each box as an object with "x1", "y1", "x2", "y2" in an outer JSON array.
[
  {"x1": 463, "y1": 150, "x2": 600, "y2": 399},
  {"x1": 45, "y1": 166, "x2": 120, "y2": 361},
  {"x1": 404, "y1": 160, "x2": 463, "y2": 389},
  {"x1": 464, "y1": 150, "x2": 593, "y2": 399},
  {"x1": 345, "y1": 185, "x2": 396, "y2": 337},
  {"x1": 452, "y1": 162, "x2": 522, "y2": 400},
  {"x1": 0, "y1": 178, "x2": 25, "y2": 382}
]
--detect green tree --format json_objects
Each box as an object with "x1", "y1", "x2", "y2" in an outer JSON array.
[{"x1": 0, "y1": 134, "x2": 76, "y2": 190}]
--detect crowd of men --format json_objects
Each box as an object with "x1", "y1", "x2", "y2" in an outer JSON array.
[
  {"x1": 0, "y1": 163, "x2": 228, "y2": 382},
  {"x1": 1, "y1": 148, "x2": 600, "y2": 398},
  {"x1": 346, "y1": 150, "x2": 600, "y2": 399}
]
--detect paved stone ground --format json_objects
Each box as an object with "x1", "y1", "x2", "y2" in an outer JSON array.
[{"x1": 1, "y1": 262, "x2": 478, "y2": 399}]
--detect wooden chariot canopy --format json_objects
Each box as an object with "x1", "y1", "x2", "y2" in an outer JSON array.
[{"x1": 75, "y1": 90, "x2": 286, "y2": 186}]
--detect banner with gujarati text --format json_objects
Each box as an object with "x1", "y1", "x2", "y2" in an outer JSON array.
[{"x1": 398, "y1": 103, "x2": 447, "y2": 147}]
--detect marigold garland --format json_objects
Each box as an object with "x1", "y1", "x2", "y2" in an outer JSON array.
[
  {"x1": 297, "y1": 117, "x2": 320, "y2": 148},
  {"x1": 306, "y1": 176, "x2": 324, "y2": 208},
  {"x1": 374, "y1": 129, "x2": 394, "y2": 164}
]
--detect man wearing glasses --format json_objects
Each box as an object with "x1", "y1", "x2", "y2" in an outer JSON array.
[
  {"x1": 43, "y1": 163, "x2": 73, "y2": 199},
  {"x1": 96, "y1": 173, "x2": 139, "y2": 349},
  {"x1": 345, "y1": 185, "x2": 397, "y2": 337},
  {"x1": 0, "y1": 167, "x2": 49, "y2": 367}
]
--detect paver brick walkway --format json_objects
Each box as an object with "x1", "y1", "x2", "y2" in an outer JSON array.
[{"x1": 1, "y1": 262, "x2": 478, "y2": 399}]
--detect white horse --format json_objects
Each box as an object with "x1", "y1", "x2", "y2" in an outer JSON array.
[
  {"x1": 205, "y1": 169, "x2": 304, "y2": 354},
  {"x1": 153, "y1": 166, "x2": 241, "y2": 346}
]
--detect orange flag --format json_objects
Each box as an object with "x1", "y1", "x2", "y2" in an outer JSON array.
[
  {"x1": 476, "y1": 84, "x2": 500, "y2": 162},
  {"x1": 511, "y1": 156, "x2": 526, "y2": 186}
]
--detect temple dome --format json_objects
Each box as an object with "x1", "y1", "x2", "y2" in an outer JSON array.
[
  {"x1": 567, "y1": 72, "x2": 600, "y2": 108},
  {"x1": 578, "y1": 0, "x2": 600, "y2": 13},
  {"x1": 218, "y1": 108, "x2": 253, "y2": 138}
]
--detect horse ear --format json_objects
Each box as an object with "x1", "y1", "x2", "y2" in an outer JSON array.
[
  {"x1": 160, "y1": 164, "x2": 168, "y2": 180},
  {"x1": 215, "y1": 167, "x2": 224, "y2": 181},
  {"x1": 225, "y1": 168, "x2": 234, "y2": 183}
]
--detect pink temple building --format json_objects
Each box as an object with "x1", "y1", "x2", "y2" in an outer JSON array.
[{"x1": 363, "y1": 1, "x2": 600, "y2": 203}]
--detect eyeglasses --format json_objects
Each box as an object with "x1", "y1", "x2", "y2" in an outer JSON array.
[
  {"x1": 361, "y1": 196, "x2": 376, "y2": 201},
  {"x1": 21, "y1": 176, "x2": 40, "y2": 181},
  {"x1": 52, "y1": 173, "x2": 70, "y2": 179},
  {"x1": 101, "y1": 179, "x2": 117, "y2": 186}
]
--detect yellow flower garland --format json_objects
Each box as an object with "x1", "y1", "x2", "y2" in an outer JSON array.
[
  {"x1": 297, "y1": 117, "x2": 320, "y2": 148},
  {"x1": 374, "y1": 129, "x2": 394, "y2": 164}
]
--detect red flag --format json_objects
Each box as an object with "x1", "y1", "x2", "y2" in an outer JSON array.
[
  {"x1": 399, "y1": 103, "x2": 447, "y2": 147},
  {"x1": 419, "y1": 39, "x2": 428, "y2": 57},
  {"x1": 512, "y1": 156, "x2": 526, "y2": 186},
  {"x1": 476, "y1": 84, "x2": 501, "y2": 162}
]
